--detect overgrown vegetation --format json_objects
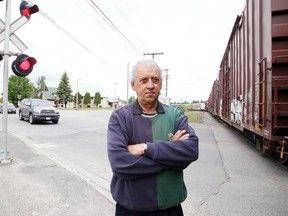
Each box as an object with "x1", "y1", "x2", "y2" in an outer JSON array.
[{"x1": 185, "y1": 111, "x2": 203, "y2": 124}]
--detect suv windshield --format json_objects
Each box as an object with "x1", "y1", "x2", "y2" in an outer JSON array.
[{"x1": 30, "y1": 100, "x2": 53, "y2": 107}]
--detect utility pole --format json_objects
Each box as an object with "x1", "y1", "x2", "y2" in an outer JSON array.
[
  {"x1": 0, "y1": 0, "x2": 12, "y2": 163},
  {"x1": 162, "y1": 69, "x2": 169, "y2": 97},
  {"x1": 143, "y1": 52, "x2": 164, "y2": 59}
]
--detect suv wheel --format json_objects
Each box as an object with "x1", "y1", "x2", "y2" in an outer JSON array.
[
  {"x1": 19, "y1": 111, "x2": 24, "y2": 120},
  {"x1": 29, "y1": 113, "x2": 35, "y2": 124},
  {"x1": 52, "y1": 120, "x2": 59, "y2": 124}
]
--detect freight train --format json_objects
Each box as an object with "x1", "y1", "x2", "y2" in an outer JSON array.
[{"x1": 207, "y1": 0, "x2": 288, "y2": 164}]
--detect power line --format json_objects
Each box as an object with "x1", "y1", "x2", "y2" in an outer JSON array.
[
  {"x1": 38, "y1": 10, "x2": 110, "y2": 66},
  {"x1": 72, "y1": 0, "x2": 148, "y2": 57},
  {"x1": 87, "y1": 0, "x2": 144, "y2": 56},
  {"x1": 25, "y1": 0, "x2": 112, "y2": 68},
  {"x1": 26, "y1": 1, "x2": 147, "y2": 67},
  {"x1": 111, "y1": 0, "x2": 149, "y2": 51}
]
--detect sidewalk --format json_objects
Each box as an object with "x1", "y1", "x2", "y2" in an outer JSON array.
[{"x1": 0, "y1": 133, "x2": 115, "y2": 216}]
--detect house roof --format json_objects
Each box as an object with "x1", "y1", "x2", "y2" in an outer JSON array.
[
  {"x1": 42, "y1": 91, "x2": 55, "y2": 100},
  {"x1": 45, "y1": 80, "x2": 108, "y2": 97},
  {"x1": 47, "y1": 87, "x2": 58, "y2": 94}
]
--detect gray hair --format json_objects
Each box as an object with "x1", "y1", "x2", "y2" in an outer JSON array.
[{"x1": 130, "y1": 59, "x2": 162, "y2": 83}]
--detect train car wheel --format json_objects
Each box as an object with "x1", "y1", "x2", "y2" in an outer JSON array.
[
  {"x1": 261, "y1": 147, "x2": 269, "y2": 155},
  {"x1": 255, "y1": 139, "x2": 262, "y2": 151},
  {"x1": 257, "y1": 139, "x2": 271, "y2": 155},
  {"x1": 277, "y1": 153, "x2": 288, "y2": 164},
  {"x1": 276, "y1": 146, "x2": 288, "y2": 165}
]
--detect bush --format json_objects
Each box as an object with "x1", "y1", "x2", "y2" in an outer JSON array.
[{"x1": 177, "y1": 104, "x2": 188, "y2": 112}]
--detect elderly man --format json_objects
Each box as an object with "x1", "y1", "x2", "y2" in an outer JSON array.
[{"x1": 107, "y1": 59, "x2": 199, "y2": 216}]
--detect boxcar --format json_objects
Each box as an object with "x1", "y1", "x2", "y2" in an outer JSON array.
[{"x1": 207, "y1": 0, "x2": 288, "y2": 164}]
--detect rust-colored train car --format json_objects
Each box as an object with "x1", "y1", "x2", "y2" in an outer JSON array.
[{"x1": 207, "y1": 0, "x2": 288, "y2": 164}]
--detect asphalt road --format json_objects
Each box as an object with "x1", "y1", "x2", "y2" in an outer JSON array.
[{"x1": 1, "y1": 110, "x2": 287, "y2": 215}]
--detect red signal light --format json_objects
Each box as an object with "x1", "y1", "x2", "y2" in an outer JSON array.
[
  {"x1": 19, "y1": 59, "x2": 31, "y2": 70},
  {"x1": 11, "y1": 54, "x2": 37, "y2": 77},
  {"x1": 20, "y1": 1, "x2": 39, "y2": 18},
  {"x1": 21, "y1": 8, "x2": 31, "y2": 17}
]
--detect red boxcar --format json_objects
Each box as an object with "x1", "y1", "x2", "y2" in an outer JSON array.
[{"x1": 207, "y1": 0, "x2": 288, "y2": 164}]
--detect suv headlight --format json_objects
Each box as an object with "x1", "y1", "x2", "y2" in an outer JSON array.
[{"x1": 33, "y1": 107, "x2": 41, "y2": 114}]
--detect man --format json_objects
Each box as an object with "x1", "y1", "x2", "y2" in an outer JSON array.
[{"x1": 107, "y1": 59, "x2": 199, "y2": 216}]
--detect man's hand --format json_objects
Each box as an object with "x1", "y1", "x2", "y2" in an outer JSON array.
[
  {"x1": 128, "y1": 143, "x2": 146, "y2": 156},
  {"x1": 128, "y1": 130, "x2": 189, "y2": 156},
  {"x1": 171, "y1": 130, "x2": 189, "y2": 141}
]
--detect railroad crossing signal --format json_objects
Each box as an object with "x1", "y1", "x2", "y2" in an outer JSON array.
[
  {"x1": 11, "y1": 54, "x2": 37, "y2": 77},
  {"x1": 0, "y1": 1, "x2": 39, "y2": 52},
  {"x1": 1, "y1": 0, "x2": 39, "y2": 163},
  {"x1": 0, "y1": 1, "x2": 39, "y2": 76},
  {"x1": 19, "y1": 0, "x2": 39, "y2": 18}
]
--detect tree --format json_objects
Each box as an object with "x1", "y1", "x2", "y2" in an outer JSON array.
[
  {"x1": 8, "y1": 75, "x2": 35, "y2": 106},
  {"x1": 94, "y1": 92, "x2": 101, "y2": 107},
  {"x1": 128, "y1": 95, "x2": 135, "y2": 104},
  {"x1": 56, "y1": 71, "x2": 72, "y2": 108},
  {"x1": 83, "y1": 92, "x2": 91, "y2": 106},
  {"x1": 74, "y1": 92, "x2": 82, "y2": 107},
  {"x1": 36, "y1": 76, "x2": 46, "y2": 96}
]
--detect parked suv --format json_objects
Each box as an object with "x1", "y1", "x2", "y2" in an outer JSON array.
[{"x1": 19, "y1": 99, "x2": 60, "y2": 124}]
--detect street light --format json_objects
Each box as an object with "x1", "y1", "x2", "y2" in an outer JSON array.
[{"x1": 76, "y1": 74, "x2": 86, "y2": 110}]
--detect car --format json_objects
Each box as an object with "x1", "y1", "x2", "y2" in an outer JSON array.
[
  {"x1": 0, "y1": 102, "x2": 17, "y2": 114},
  {"x1": 19, "y1": 99, "x2": 60, "y2": 124}
]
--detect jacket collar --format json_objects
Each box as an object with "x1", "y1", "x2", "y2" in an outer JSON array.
[{"x1": 132, "y1": 99, "x2": 165, "y2": 115}]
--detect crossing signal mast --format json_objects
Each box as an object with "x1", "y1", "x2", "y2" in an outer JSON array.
[{"x1": 0, "y1": 0, "x2": 39, "y2": 163}]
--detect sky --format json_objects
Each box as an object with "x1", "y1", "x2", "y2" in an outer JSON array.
[{"x1": 0, "y1": 0, "x2": 246, "y2": 103}]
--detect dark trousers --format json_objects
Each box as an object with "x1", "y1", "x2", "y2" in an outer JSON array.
[{"x1": 115, "y1": 203, "x2": 184, "y2": 216}]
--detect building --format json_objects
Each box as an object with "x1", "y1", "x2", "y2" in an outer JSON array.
[{"x1": 41, "y1": 80, "x2": 110, "y2": 108}]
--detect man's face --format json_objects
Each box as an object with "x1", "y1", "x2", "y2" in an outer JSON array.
[{"x1": 131, "y1": 65, "x2": 162, "y2": 105}]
